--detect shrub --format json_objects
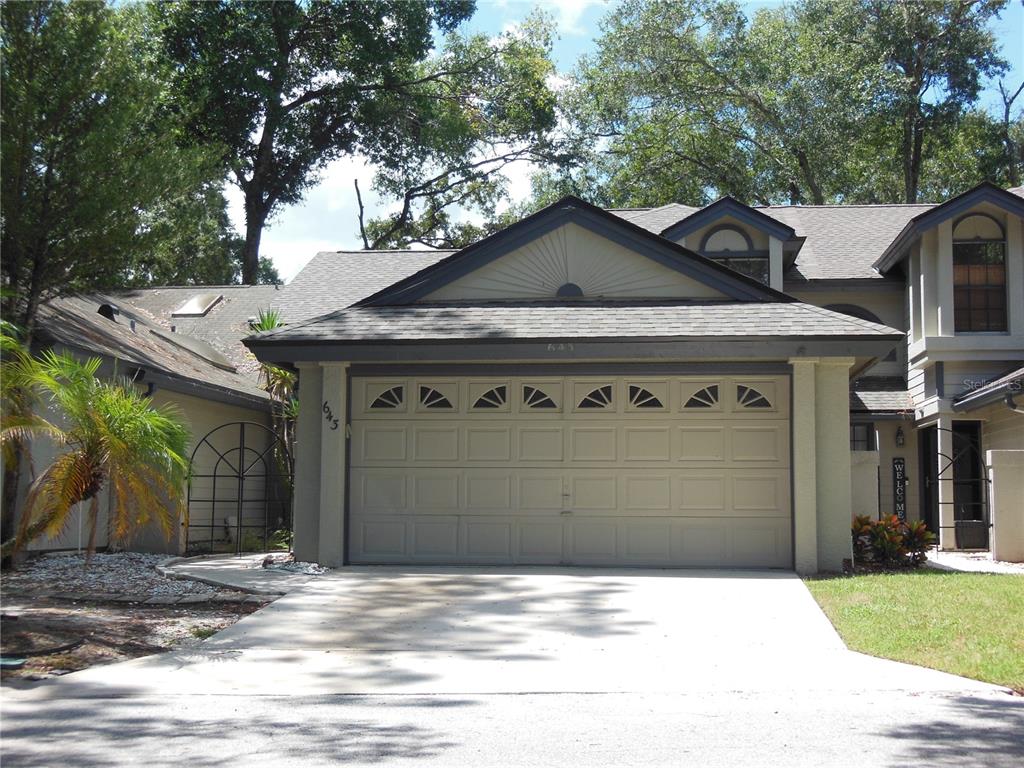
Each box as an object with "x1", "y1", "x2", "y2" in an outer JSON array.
[{"x1": 851, "y1": 515, "x2": 935, "y2": 569}]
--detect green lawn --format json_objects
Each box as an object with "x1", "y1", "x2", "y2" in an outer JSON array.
[{"x1": 804, "y1": 570, "x2": 1024, "y2": 692}]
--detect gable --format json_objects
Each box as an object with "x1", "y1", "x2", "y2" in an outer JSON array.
[
  {"x1": 357, "y1": 197, "x2": 789, "y2": 306},
  {"x1": 424, "y1": 221, "x2": 729, "y2": 301}
]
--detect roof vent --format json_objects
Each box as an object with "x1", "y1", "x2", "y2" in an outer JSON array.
[
  {"x1": 556, "y1": 282, "x2": 584, "y2": 298},
  {"x1": 97, "y1": 303, "x2": 118, "y2": 321},
  {"x1": 172, "y1": 293, "x2": 223, "y2": 318}
]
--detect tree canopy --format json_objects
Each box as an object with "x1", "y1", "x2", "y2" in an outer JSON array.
[
  {"x1": 155, "y1": 0, "x2": 560, "y2": 277},
  {"x1": 542, "y1": 0, "x2": 1019, "y2": 209}
]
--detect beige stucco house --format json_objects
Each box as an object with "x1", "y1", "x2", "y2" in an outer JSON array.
[{"x1": 20, "y1": 289, "x2": 281, "y2": 555}]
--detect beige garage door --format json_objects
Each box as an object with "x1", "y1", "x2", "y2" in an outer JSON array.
[{"x1": 348, "y1": 375, "x2": 791, "y2": 568}]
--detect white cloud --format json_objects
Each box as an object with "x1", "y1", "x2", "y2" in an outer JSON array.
[{"x1": 548, "y1": 0, "x2": 607, "y2": 37}]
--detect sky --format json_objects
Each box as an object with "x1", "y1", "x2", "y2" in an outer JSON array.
[{"x1": 227, "y1": 0, "x2": 1024, "y2": 283}]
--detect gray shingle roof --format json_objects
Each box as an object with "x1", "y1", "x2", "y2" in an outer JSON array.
[
  {"x1": 279, "y1": 250, "x2": 454, "y2": 322},
  {"x1": 609, "y1": 203, "x2": 700, "y2": 233},
  {"x1": 608, "y1": 202, "x2": 933, "y2": 281},
  {"x1": 36, "y1": 295, "x2": 270, "y2": 404},
  {"x1": 251, "y1": 300, "x2": 903, "y2": 344},
  {"x1": 850, "y1": 390, "x2": 914, "y2": 413},
  {"x1": 113, "y1": 285, "x2": 281, "y2": 378}
]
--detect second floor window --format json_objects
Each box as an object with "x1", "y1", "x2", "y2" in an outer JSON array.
[{"x1": 953, "y1": 215, "x2": 1007, "y2": 333}]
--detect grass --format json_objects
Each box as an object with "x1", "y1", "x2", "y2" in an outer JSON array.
[
  {"x1": 804, "y1": 569, "x2": 1024, "y2": 692},
  {"x1": 189, "y1": 626, "x2": 218, "y2": 640}
]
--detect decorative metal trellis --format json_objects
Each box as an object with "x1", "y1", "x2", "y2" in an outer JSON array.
[
  {"x1": 930, "y1": 425, "x2": 991, "y2": 550},
  {"x1": 185, "y1": 421, "x2": 293, "y2": 556}
]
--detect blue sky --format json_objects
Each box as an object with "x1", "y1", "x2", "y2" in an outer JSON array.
[{"x1": 234, "y1": 0, "x2": 1024, "y2": 282}]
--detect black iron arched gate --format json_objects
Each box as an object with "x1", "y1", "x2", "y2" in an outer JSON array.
[{"x1": 186, "y1": 421, "x2": 293, "y2": 555}]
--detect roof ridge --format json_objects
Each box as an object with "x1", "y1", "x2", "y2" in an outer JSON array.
[{"x1": 758, "y1": 203, "x2": 936, "y2": 209}]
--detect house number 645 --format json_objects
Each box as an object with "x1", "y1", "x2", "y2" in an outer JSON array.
[{"x1": 322, "y1": 400, "x2": 339, "y2": 430}]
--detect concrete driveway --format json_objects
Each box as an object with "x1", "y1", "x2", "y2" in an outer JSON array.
[{"x1": 4, "y1": 567, "x2": 1022, "y2": 767}]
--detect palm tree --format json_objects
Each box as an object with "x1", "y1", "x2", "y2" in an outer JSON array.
[
  {"x1": 1, "y1": 350, "x2": 190, "y2": 560},
  {"x1": 249, "y1": 308, "x2": 297, "y2": 481}
]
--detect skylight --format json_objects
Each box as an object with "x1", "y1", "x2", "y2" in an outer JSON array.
[{"x1": 172, "y1": 293, "x2": 223, "y2": 317}]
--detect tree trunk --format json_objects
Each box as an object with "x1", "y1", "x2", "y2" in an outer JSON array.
[
  {"x1": 240, "y1": 221, "x2": 263, "y2": 285},
  {"x1": 85, "y1": 494, "x2": 100, "y2": 564},
  {"x1": 1, "y1": 450, "x2": 24, "y2": 568}
]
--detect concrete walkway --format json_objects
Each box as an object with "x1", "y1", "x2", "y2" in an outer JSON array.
[
  {"x1": 927, "y1": 549, "x2": 1024, "y2": 574},
  {"x1": 160, "y1": 553, "x2": 322, "y2": 596}
]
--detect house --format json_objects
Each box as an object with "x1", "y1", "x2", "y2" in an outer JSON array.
[
  {"x1": 21, "y1": 288, "x2": 283, "y2": 555},
  {"x1": 243, "y1": 182, "x2": 1024, "y2": 573}
]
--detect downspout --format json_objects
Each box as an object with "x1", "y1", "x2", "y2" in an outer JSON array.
[{"x1": 1005, "y1": 392, "x2": 1024, "y2": 414}]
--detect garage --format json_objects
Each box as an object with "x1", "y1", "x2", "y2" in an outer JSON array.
[{"x1": 348, "y1": 374, "x2": 792, "y2": 568}]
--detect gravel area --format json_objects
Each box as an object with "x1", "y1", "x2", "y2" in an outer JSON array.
[
  {"x1": 2, "y1": 552, "x2": 215, "y2": 597},
  {"x1": 260, "y1": 553, "x2": 329, "y2": 575}
]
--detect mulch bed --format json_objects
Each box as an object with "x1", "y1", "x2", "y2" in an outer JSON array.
[{"x1": 1, "y1": 551, "x2": 271, "y2": 685}]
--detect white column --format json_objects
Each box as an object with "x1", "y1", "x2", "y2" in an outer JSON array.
[
  {"x1": 907, "y1": 249, "x2": 920, "y2": 343},
  {"x1": 790, "y1": 358, "x2": 818, "y2": 574},
  {"x1": 769, "y1": 236, "x2": 784, "y2": 291},
  {"x1": 318, "y1": 363, "x2": 349, "y2": 566},
  {"x1": 987, "y1": 450, "x2": 1024, "y2": 562},
  {"x1": 815, "y1": 358, "x2": 855, "y2": 570},
  {"x1": 1005, "y1": 215, "x2": 1024, "y2": 336},
  {"x1": 937, "y1": 414, "x2": 956, "y2": 549},
  {"x1": 936, "y1": 219, "x2": 955, "y2": 336},
  {"x1": 920, "y1": 230, "x2": 938, "y2": 337},
  {"x1": 291, "y1": 363, "x2": 323, "y2": 563}
]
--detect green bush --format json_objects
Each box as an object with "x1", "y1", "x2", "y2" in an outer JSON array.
[{"x1": 851, "y1": 514, "x2": 936, "y2": 568}]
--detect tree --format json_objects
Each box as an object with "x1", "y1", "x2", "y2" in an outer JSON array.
[
  {"x1": 0, "y1": 2, "x2": 220, "y2": 339},
  {"x1": 248, "y1": 308, "x2": 296, "y2": 482},
  {"x1": 131, "y1": 184, "x2": 280, "y2": 286},
  {"x1": 1, "y1": 351, "x2": 190, "y2": 560},
  {"x1": 557, "y1": 0, "x2": 1013, "y2": 208},
  {"x1": 156, "y1": 1, "x2": 560, "y2": 269},
  {"x1": 860, "y1": 0, "x2": 1008, "y2": 202}
]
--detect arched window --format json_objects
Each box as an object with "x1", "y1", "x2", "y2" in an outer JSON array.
[
  {"x1": 952, "y1": 214, "x2": 1007, "y2": 332},
  {"x1": 699, "y1": 225, "x2": 768, "y2": 284},
  {"x1": 824, "y1": 304, "x2": 898, "y2": 362}
]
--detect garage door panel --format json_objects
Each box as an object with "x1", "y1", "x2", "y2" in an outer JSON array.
[
  {"x1": 679, "y1": 426, "x2": 726, "y2": 461},
  {"x1": 359, "y1": 472, "x2": 408, "y2": 512},
  {"x1": 463, "y1": 519, "x2": 513, "y2": 560},
  {"x1": 569, "y1": 427, "x2": 617, "y2": 461},
  {"x1": 413, "y1": 426, "x2": 459, "y2": 462},
  {"x1": 623, "y1": 475, "x2": 672, "y2": 511},
  {"x1": 518, "y1": 474, "x2": 564, "y2": 509},
  {"x1": 355, "y1": 517, "x2": 407, "y2": 559},
  {"x1": 519, "y1": 427, "x2": 563, "y2": 461},
  {"x1": 569, "y1": 521, "x2": 618, "y2": 561},
  {"x1": 517, "y1": 522, "x2": 564, "y2": 563},
  {"x1": 466, "y1": 474, "x2": 512, "y2": 510},
  {"x1": 411, "y1": 520, "x2": 459, "y2": 557},
  {"x1": 679, "y1": 474, "x2": 726, "y2": 511},
  {"x1": 465, "y1": 427, "x2": 512, "y2": 461},
  {"x1": 572, "y1": 475, "x2": 617, "y2": 510},
  {"x1": 349, "y1": 375, "x2": 792, "y2": 568},
  {"x1": 623, "y1": 427, "x2": 672, "y2": 462},
  {"x1": 358, "y1": 426, "x2": 407, "y2": 463},
  {"x1": 412, "y1": 473, "x2": 460, "y2": 510}
]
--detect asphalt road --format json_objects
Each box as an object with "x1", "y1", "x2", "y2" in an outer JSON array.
[{"x1": 3, "y1": 690, "x2": 1023, "y2": 767}]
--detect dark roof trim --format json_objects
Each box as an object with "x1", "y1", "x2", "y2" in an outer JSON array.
[
  {"x1": 247, "y1": 336, "x2": 900, "y2": 365},
  {"x1": 48, "y1": 340, "x2": 271, "y2": 411},
  {"x1": 952, "y1": 367, "x2": 1024, "y2": 412},
  {"x1": 660, "y1": 196, "x2": 796, "y2": 243},
  {"x1": 874, "y1": 183, "x2": 1024, "y2": 274},
  {"x1": 355, "y1": 196, "x2": 792, "y2": 306}
]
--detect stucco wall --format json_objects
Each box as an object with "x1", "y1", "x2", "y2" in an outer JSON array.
[
  {"x1": 850, "y1": 451, "x2": 880, "y2": 520},
  {"x1": 21, "y1": 388, "x2": 270, "y2": 555},
  {"x1": 815, "y1": 360, "x2": 855, "y2": 570},
  {"x1": 975, "y1": 400, "x2": 1024, "y2": 452},
  {"x1": 292, "y1": 363, "x2": 324, "y2": 563}
]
